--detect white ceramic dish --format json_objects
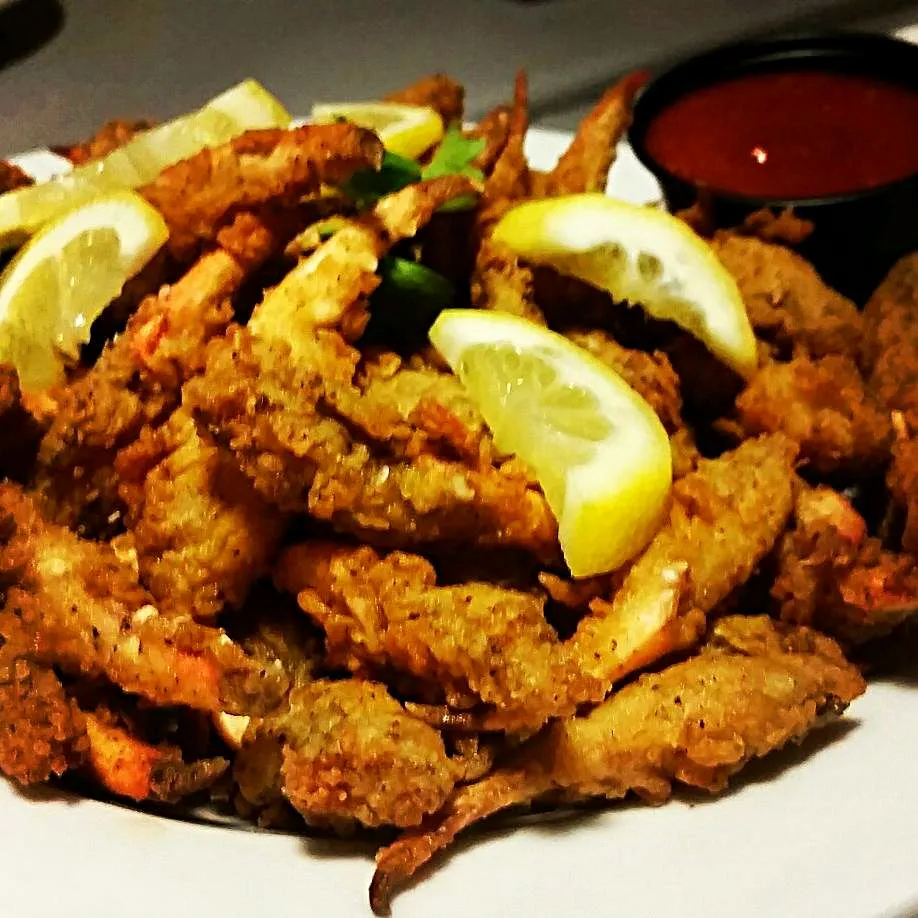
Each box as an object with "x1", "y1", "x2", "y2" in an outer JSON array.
[{"x1": 3, "y1": 129, "x2": 918, "y2": 918}]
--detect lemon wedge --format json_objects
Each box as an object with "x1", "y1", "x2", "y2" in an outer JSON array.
[
  {"x1": 492, "y1": 194, "x2": 757, "y2": 378},
  {"x1": 0, "y1": 191, "x2": 168, "y2": 391},
  {"x1": 311, "y1": 101, "x2": 444, "y2": 159},
  {"x1": 430, "y1": 309, "x2": 672, "y2": 577},
  {"x1": 0, "y1": 79, "x2": 290, "y2": 247}
]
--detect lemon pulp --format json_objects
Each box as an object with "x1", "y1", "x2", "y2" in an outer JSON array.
[
  {"x1": 0, "y1": 191, "x2": 169, "y2": 390},
  {"x1": 492, "y1": 193, "x2": 758, "y2": 378},
  {"x1": 0, "y1": 79, "x2": 290, "y2": 247},
  {"x1": 430, "y1": 309, "x2": 672, "y2": 577},
  {"x1": 311, "y1": 101, "x2": 444, "y2": 159}
]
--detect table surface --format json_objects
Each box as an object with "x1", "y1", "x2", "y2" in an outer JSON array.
[{"x1": 1, "y1": 0, "x2": 918, "y2": 153}]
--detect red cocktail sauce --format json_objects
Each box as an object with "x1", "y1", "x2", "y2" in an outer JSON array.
[{"x1": 644, "y1": 69, "x2": 918, "y2": 199}]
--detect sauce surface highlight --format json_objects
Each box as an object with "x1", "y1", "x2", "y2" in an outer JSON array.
[{"x1": 644, "y1": 69, "x2": 918, "y2": 199}]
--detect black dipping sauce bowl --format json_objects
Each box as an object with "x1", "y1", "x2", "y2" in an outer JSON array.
[{"x1": 629, "y1": 33, "x2": 918, "y2": 304}]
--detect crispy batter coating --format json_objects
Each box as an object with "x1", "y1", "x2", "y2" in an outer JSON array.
[
  {"x1": 739, "y1": 207, "x2": 814, "y2": 246},
  {"x1": 83, "y1": 707, "x2": 227, "y2": 802},
  {"x1": 2, "y1": 73, "x2": 906, "y2": 899},
  {"x1": 0, "y1": 650, "x2": 87, "y2": 785},
  {"x1": 35, "y1": 199, "x2": 322, "y2": 533},
  {"x1": 370, "y1": 615, "x2": 865, "y2": 913},
  {"x1": 889, "y1": 435, "x2": 918, "y2": 554},
  {"x1": 470, "y1": 239, "x2": 542, "y2": 323},
  {"x1": 275, "y1": 437, "x2": 794, "y2": 731},
  {"x1": 732, "y1": 355, "x2": 892, "y2": 475},
  {"x1": 36, "y1": 249, "x2": 244, "y2": 531},
  {"x1": 0, "y1": 483, "x2": 285, "y2": 714},
  {"x1": 274, "y1": 542, "x2": 587, "y2": 732},
  {"x1": 465, "y1": 104, "x2": 511, "y2": 175},
  {"x1": 861, "y1": 254, "x2": 918, "y2": 551},
  {"x1": 712, "y1": 233, "x2": 863, "y2": 359},
  {"x1": 141, "y1": 123, "x2": 384, "y2": 259},
  {"x1": 57, "y1": 119, "x2": 152, "y2": 164},
  {"x1": 772, "y1": 484, "x2": 918, "y2": 643},
  {"x1": 670, "y1": 427, "x2": 702, "y2": 479},
  {"x1": 188, "y1": 181, "x2": 558, "y2": 559},
  {"x1": 251, "y1": 177, "x2": 475, "y2": 348},
  {"x1": 565, "y1": 328, "x2": 683, "y2": 431},
  {"x1": 568, "y1": 434, "x2": 796, "y2": 691},
  {"x1": 384, "y1": 74, "x2": 465, "y2": 125},
  {"x1": 189, "y1": 327, "x2": 558, "y2": 557},
  {"x1": 276, "y1": 679, "x2": 456, "y2": 830},
  {"x1": 336, "y1": 351, "x2": 493, "y2": 465},
  {"x1": 478, "y1": 72, "x2": 530, "y2": 229},
  {"x1": 862, "y1": 252, "x2": 918, "y2": 421},
  {"x1": 539, "y1": 71, "x2": 646, "y2": 196},
  {"x1": 115, "y1": 409, "x2": 287, "y2": 620}
]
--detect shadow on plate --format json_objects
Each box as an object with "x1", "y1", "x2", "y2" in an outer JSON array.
[
  {"x1": 24, "y1": 706, "x2": 863, "y2": 832},
  {"x1": 674, "y1": 718, "x2": 861, "y2": 807},
  {"x1": 0, "y1": 0, "x2": 64, "y2": 69},
  {"x1": 857, "y1": 625, "x2": 918, "y2": 687}
]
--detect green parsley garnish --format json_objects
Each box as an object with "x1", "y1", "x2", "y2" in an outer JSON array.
[{"x1": 339, "y1": 124, "x2": 484, "y2": 211}]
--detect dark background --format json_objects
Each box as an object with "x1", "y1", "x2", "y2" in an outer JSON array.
[{"x1": 1, "y1": 0, "x2": 918, "y2": 152}]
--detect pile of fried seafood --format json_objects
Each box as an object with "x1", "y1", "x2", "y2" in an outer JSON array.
[{"x1": 0, "y1": 71, "x2": 915, "y2": 913}]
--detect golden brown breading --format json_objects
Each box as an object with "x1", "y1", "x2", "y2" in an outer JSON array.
[
  {"x1": 36, "y1": 250, "x2": 244, "y2": 531},
  {"x1": 35, "y1": 198, "x2": 322, "y2": 534},
  {"x1": 83, "y1": 707, "x2": 227, "y2": 803},
  {"x1": 568, "y1": 434, "x2": 797, "y2": 689},
  {"x1": 478, "y1": 71, "x2": 530, "y2": 229},
  {"x1": 335, "y1": 351, "x2": 492, "y2": 466},
  {"x1": 57, "y1": 119, "x2": 152, "y2": 164},
  {"x1": 274, "y1": 437, "x2": 794, "y2": 731},
  {"x1": 0, "y1": 483, "x2": 286, "y2": 715},
  {"x1": 772, "y1": 484, "x2": 918, "y2": 643},
  {"x1": 860, "y1": 255, "x2": 918, "y2": 551},
  {"x1": 712, "y1": 233, "x2": 863, "y2": 359},
  {"x1": 251, "y1": 177, "x2": 475, "y2": 349},
  {"x1": 539, "y1": 70, "x2": 646, "y2": 196},
  {"x1": 274, "y1": 542, "x2": 588, "y2": 733},
  {"x1": 565, "y1": 328, "x2": 683, "y2": 431},
  {"x1": 384, "y1": 74, "x2": 465, "y2": 125},
  {"x1": 276, "y1": 679, "x2": 456, "y2": 830},
  {"x1": 889, "y1": 434, "x2": 918, "y2": 554},
  {"x1": 141, "y1": 123, "x2": 384, "y2": 260},
  {"x1": 115, "y1": 409, "x2": 287, "y2": 620},
  {"x1": 0, "y1": 160, "x2": 33, "y2": 193},
  {"x1": 465, "y1": 104, "x2": 510, "y2": 175},
  {"x1": 189, "y1": 289, "x2": 557, "y2": 557},
  {"x1": 670, "y1": 426, "x2": 702, "y2": 479},
  {"x1": 732, "y1": 354, "x2": 892, "y2": 475},
  {"x1": 739, "y1": 207, "x2": 814, "y2": 246},
  {"x1": 862, "y1": 252, "x2": 918, "y2": 422},
  {"x1": 470, "y1": 238, "x2": 543, "y2": 324},
  {"x1": 0, "y1": 650, "x2": 87, "y2": 785},
  {"x1": 370, "y1": 615, "x2": 865, "y2": 913},
  {"x1": 235, "y1": 591, "x2": 321, "y2": 690}
]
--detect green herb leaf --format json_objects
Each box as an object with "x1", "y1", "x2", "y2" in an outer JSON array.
[
  {"x1": 339, "y1": 151, "x2": 422, "y2": 209},
  {"x1": 421, "y1": 125, "x2": 485, "y2": 182},
  {"x1": 421, "y1": 124, "x2": 485, "y2": 212},
  {"x1": 373, "y1": 256, "x2": 454, "y2": 315},
  {"x1": 339, "y1": 125, "x2": 484, "y2": 212}
]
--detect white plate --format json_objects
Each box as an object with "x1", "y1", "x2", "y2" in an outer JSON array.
[{"x1": 4, "y1": 130, "x2": 918, "y2": 918}]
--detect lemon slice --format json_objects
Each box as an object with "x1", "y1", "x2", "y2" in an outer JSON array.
[
  {"x1": 311, "y1": 101, "x2": 444, "y2": 159},
  {"x1": 492, "y1": 194, "x2": 758, "y2": 378},
  {"x1": 430, "y1": 309, "x2": 672, "y2": 577},
  {"x1": 0, "y1": 191, "x2": 168, "y2": 391},
  {"x1": 0, "y1": 79, "x2": 290, "y2": 247}
]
